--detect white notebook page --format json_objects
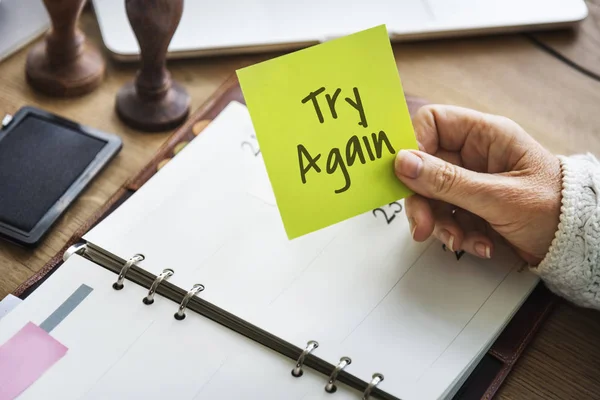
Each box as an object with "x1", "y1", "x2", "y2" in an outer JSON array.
[
  {"x1": 0, "y1": 256, "x2": 358, "y2": 399},
  {"x1": 84, "y1": 101, "x2": 540, "y2": 399}
]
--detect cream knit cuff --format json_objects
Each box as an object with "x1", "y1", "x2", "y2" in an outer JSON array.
[{"x1": 533, "y1": 153, "x2": 600, "y2": 310}]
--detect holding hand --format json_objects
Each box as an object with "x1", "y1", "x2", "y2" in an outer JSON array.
[{"x1": 394, "y1": 105, "x2": 562, "y2": 265}]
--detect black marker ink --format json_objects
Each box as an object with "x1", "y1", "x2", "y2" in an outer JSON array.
[
  {"x1": 325, "y1": 88, "x2": 342, "y2": 119},
  {"x1": 298, "y1": 144, "x2": 321, "y2": 184},
  {"x1": 301, "y1": 87, "x2": 326, "y2": 123},
  {"x1": 346, "y1": 135, "x2": 366, "y2": 166},
  {"x1": 326, "y1": 148, "x2": 351, "y2": 194},
  {"x1": 345, "y1": 87, "x2": 368, "y2": 128},
  {"x1": 362, "y1": 135, "x2": 375, "y2": 161},
  {"x1": 372, "y1": 131, "x2": 395, "y2": 158}
]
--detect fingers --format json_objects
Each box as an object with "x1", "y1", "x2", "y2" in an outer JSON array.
[
  {"x1": 454, "y1": 209, "x2": 493, "y2": 259},
  {"x1": 412, "y1": 104, "x2": 536, "y2": 174},
  {"x1": 431, "y1": 202, "x2": 464, "y2": 252},
  {"x1": 395, "y1": 149, "x2": 508, "y2": 220},
  {"x1": 405, "y1": 195, "x2": 462, "y2": 250},
  {"x1": 412, "y1": 104, "x2": 528, "y2": 154},
  {"x1": 404, "y1": 195, "x2": 434, "y2": 242},
  {"x1": 461, "y1": 231, "x2": 493, "y2": 259},
  {"x1": 433, "y1": 149, "x2": 463, "y2": 167},
  {"x1": 405, "y1": 197, "x2": 495, "y2": 260}
]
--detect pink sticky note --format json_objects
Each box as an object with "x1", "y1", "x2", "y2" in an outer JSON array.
[{"x1": 0, "y1": 322, "x2": 67, "y2": 400}]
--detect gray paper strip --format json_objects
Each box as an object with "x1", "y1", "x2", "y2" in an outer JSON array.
[{"x1": 40, "y1": 284, "x2": 93, "y2": 332}]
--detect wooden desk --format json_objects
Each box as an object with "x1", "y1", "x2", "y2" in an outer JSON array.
[{"x1": 1, "y1": 7, "x2": 599, "y2": 400}]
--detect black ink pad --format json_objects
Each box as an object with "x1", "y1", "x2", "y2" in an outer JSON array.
[{"x1": 0, "y1": 106, "x2": 122, "y2": 246}]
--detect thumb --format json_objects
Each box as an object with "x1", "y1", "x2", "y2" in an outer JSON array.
[{"x1": 394, "y1": 149, "x2": 506, "y2": 217}]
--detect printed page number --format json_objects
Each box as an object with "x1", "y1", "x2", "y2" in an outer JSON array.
[
  {"x1": 373, "y1": 201, "x2": 403, "y2": 224},
  {"x1": 241, "y1": 134, "x2": 261, "y2": 157}
]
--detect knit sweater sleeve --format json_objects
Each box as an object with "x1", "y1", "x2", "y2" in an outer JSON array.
[{"x1": 533, "y1": 153, "x2": 600, "y2": 310}]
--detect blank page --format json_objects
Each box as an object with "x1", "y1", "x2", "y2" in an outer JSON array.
[{"x1": 84, "y1": 102, "x2": 539, "y2": 399}]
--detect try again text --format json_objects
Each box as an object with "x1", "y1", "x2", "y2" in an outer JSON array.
[{"x1": 298, "y1": 87, "x2": 396, "y2": 194}]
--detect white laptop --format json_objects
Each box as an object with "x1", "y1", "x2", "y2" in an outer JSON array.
[
  {"x1": 92, "y1": 0, "x2": 588, "y2": 61},
  {"x1": 0, "y1": 0, "x2": 49, "y2": 63}
]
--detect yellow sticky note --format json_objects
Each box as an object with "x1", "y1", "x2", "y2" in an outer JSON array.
[{"x1": 237, "y1": 25, "x2": 417, "y2": 239}]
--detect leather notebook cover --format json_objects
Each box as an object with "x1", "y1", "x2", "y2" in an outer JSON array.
[{"x1": 12, "y1": 74, "x2": 557, "y2": 400}]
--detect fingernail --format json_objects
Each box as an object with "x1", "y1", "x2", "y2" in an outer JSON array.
[
  {"x1": 475, "y1": 242, "x2": 491, "y2": 259},
  {"x1": 395, "y1": 150, "x2": 423, "y2": 179},
  {"x1": 439, "y1": 230, "x2": 454, "y2": 252},
  {"x1": 409, "y1": 218, "x2": 417, "y2": 238}
]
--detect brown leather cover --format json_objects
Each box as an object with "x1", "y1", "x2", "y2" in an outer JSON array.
[{"x1": 12, "y1": 74, "x2": 557, "y2": 400}]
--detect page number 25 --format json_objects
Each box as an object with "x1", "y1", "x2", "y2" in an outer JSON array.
[
  {"x1": 373, "y1": 201, "x2": 403, "y2": 224},
  {"x1": 241, "y1": 134, "x2": 261, "y2": 157}
]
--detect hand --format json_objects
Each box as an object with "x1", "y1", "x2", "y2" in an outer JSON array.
[{"x1": 394, "y1": 105, "x2": 562, "y2": 265}]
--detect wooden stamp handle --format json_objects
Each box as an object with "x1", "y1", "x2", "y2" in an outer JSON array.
[
  {"x1": 26, "y1": 0, "x2": 105, "y2": 96},
  {"x1": 43, "y1": 0, "x2": 86, "y2": 64},
  {"x1": 125, "y1": 0, "x2": 184, "y2": 100}
]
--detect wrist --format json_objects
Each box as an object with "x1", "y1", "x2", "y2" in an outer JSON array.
[{"x1": 533, "y1": 154, "x2": 600, "y2": 309}]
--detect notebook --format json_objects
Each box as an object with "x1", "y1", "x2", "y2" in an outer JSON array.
[{"x1": 3, "y1": 77, "x2": 555, "y2": 400}]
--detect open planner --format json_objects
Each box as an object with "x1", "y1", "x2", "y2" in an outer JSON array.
[{"x1": 0, "y1": 87, "x2": 545, "y2": 400}]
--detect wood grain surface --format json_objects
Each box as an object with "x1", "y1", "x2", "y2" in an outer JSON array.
[
  {"x1": 0, "y1": 6, "x2": 598, "y2": 399},
  {"x1": 530, "y1": 0, "x2": 600, "y2": 80}
]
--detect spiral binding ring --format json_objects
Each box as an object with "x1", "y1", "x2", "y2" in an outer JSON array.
[
  {"x1": 113, "y1": 254, "x2": 145, "y2": 290},
  {"x1": 174, "y1": 283, "x2": 205, "y2": 320},
  {"x1": 63, "y1": 243, "x2": 87, "y2": 262},
  {"x1": 362, "y1": 373, "x2": 384, "y2": 400},
  {"x1": 325, "y1": 356, "x2": 352, "y2": 393},
  {"x1": 291, "y1": 340, "x2": 319, "y2": 377},
  {"x1": 142, "y1": 269, "x2": 174, "y2": 305}
]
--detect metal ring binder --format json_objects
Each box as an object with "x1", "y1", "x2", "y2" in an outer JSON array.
[
  {"x1": 291, "y1": 340, "x2": 319, "y2": 377},
  {"x1": 113, "y1": 254, "x2": 145, "y2": 290},
  {"x1": 325, "y1": 356, "x2": 352, "y2": 393},
  {"x1": 362, "y1": 373, "x2": 384, "y2": 400},
  {"x1": 142, "y1": 268, "x2": 174, "y2": 305},
  {"x1": 174, "y1": 283, "x2": 205, "y2": 320},
  {"x1": 63, "y1": 243, "x2": 87, "y2": 262}
]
